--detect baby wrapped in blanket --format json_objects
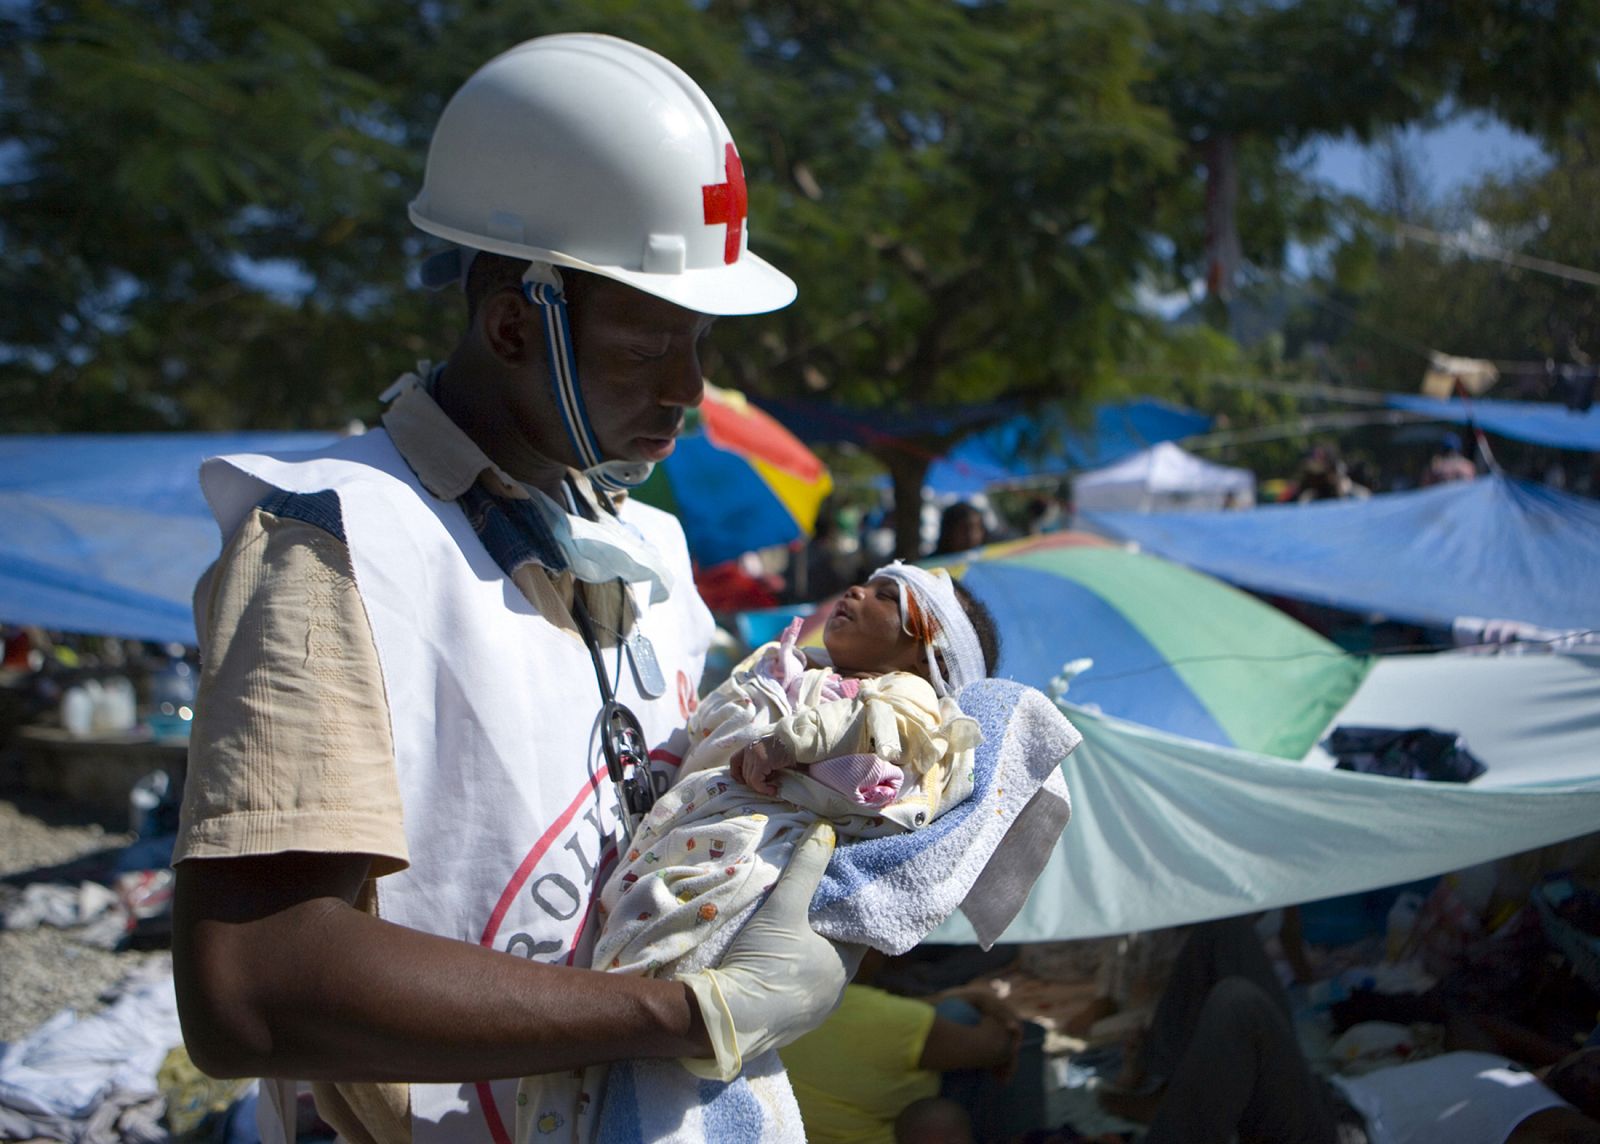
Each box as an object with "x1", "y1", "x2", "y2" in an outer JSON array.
[
  {"x1": 590, "y1": 562, "x2": 992, "y2": 978},
  {"x1": 518, "y1": 566, "x2": 998, "y2": 1144},
  {"x1": 516, "y1": 563, "x2": 1076, "y2": 1144}
]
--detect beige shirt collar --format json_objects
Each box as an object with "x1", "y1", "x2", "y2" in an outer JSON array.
[
  {"x1": 379, "y1": 363, "x2": 620, "y2": 521},
  {"x1": 380, "y1": 366, "x2": 505, "y2": 501}
]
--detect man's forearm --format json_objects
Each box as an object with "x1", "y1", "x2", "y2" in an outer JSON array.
[
  {"x1": 917, "y1": 1011, "x2": 1017, "y2": 1073},
  {"x1": 174, "y1": 860, "x2": 709, "y2": 1082}
]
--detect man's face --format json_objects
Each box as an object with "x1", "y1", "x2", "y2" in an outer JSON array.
[
  {"x1": 823, "y1": 577, "x2": 928, "y2": 678},
  {"x1": 568, "y1": 276, "x2": 715, "y2": 466}
]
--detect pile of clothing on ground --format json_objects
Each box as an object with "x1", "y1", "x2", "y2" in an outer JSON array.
[
  {"x1": 0, "y1": 955, "x2": 346, "y2": 1144},
  {"x1": 0, "y1": 772, "x2": 181, "y2": 953},
  {"x1": 0, "y1": 959, "x2": 258, "y2": 1144}
]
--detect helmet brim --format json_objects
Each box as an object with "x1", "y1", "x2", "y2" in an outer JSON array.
[
  {"x1": 410, "y1": 208, "x2": 797, "y2": 316},
  {"x1": 579, "y1": 250, "x2": 798, "y2": 317}
]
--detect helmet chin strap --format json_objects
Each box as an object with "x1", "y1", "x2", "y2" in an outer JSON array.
[{"x1": 521, "y1": 263, "x2": 654, "y2": 491}]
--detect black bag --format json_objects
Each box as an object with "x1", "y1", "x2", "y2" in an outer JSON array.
[{"x1": 1323, "y1": 725, "x2": 1487, "y2": 784}]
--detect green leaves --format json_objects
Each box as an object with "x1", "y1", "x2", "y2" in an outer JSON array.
[{"x1": 5, "y1": 0, "x2": 1593, "y2": 497}]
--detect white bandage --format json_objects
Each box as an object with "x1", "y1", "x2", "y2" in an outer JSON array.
[{"x1": 871, "y1": 562, "x2": 986, "y2": 697}]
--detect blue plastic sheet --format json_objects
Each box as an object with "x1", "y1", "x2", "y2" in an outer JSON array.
[
  {"x1": 0, "y1": 433, "x2": 340, "y2": 644},
  {"x1": 1388, "y1": 395, "x2": 1600, "y2": 452},
  {"x1": 1081, "y1": 476, "x2": 1600, "y2": 632},
  {"x1": 758, "y1": 397, "x2": 1210, "y2": 494},
  {"x1": 925, "y1": 399, "x2": 1213, "y2": 494}
]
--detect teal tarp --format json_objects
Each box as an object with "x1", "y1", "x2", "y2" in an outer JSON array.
[{"x1": 933, "y1": 651, "x2": 1600, "y2": 943}]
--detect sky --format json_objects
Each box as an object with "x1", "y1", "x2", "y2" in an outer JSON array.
[
  {"x1": 1305, "y1": 114, "x2": 1547, "y2": 201},
  {"x1": 1132, "y1": 114, "x2": 1550, "y2": 316}
]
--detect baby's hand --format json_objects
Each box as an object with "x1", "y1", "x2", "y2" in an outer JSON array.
[{"x1": 731, "y1": 735, "x2": 793, "y2": 795}]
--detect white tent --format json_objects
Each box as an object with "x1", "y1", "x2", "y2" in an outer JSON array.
[
  {"x1": 1071, "y1": 441, "x2": 1254, "y2": 513},
  {"x1": 933, "y1": 650, "x2": 1600, "y2": 943}
]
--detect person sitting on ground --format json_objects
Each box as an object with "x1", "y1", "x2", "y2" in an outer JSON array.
[
  {"x1": 1099, "y1": 865, "x2": 1600, "y2": 1143},
  {"x1": 1098, "y1": 908, "x2": 1600, "y2": 1144},
  {"x1": 1107, "y1": 974, "x2": 1600, "y2": 1144},
  {"x1": 780, "y1": 949, "x2": 1028, "y2": 1144}
]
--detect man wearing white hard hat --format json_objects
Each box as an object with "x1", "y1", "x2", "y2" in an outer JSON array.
[{"x1": 171, "y1": 34, "x2": 850, "y2": 1143}]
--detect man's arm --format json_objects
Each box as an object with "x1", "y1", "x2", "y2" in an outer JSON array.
[
  {"x1": 1505, "y1": 1107, "x2": 1600, "y2": 1144},
  {"x1": 173, "y1": 850, "x2": 710, "y2": 1082},
  {"x1": 1444, "y1": 1012, "x2": 1583, "y2": 1069},
  {"x1": 915, "y1": 1009, "x2": 1020, "y2": 1075}
]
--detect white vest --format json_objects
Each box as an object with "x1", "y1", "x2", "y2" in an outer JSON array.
[{"x1": 202, "y1": 430, "x2": 713, "y2": 1144}]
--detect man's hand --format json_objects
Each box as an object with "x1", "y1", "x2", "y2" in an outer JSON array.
[
  {"x1": 931, "y1": 983, "x2": 1020, "y2": 1031},
  {"x1": 956, "y1": 991, "x2": 1024, "y2": 1081},
  {"x1": 1063, "y1": 995, "x2": 1120, "y2": 1038},
  {"x1": 919, "y1": 1005, "x2": 1023, "y2": 1082},
  {"x1": 678, "y1": 823, "x2": 861, "y2": 1080}
]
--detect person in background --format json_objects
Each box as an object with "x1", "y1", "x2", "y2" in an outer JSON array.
[
  {"x1": 782, "y1": 949, "x2": 1033, "y2": 1144},
  {"x1": 1022, "y1": 494, "x2": 1066, "y2": 536},
  {"x1": 1294, "y1": 445, "x2": 1370, "y2": 502},
  {"x1": 934, "y1": 502, "x2": 989, "y2": 557},
  {"x1": 1423, "y1": 432, "x2": 1478, "y2": 485},
  {"x1": 1109, "y1": 978, "x2": 1600, "y2": 1144},
  {"x1": 794, "y1": 506, "x2": 861, "y2": 603},
  {"x1": 1103, "y1": 888, "x2": 1600, "y2": 1144}
]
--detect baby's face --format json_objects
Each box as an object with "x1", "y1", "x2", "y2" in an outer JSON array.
[{"x1": 823, "y1": 577, "x2": 928, "y2": 677}]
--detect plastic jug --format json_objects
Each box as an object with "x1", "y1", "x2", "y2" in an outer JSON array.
[{"x1": 147, "y1": 659, "x2": 196, "y2": 742}]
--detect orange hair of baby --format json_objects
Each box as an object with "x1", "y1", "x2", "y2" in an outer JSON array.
[{"x1": 902, "y1": 589, "x2": 940, "y2": 648}]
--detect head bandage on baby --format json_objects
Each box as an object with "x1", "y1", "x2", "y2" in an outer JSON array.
[{"x1": 871, "y1": 562, "x2": 986, "y2": 697}]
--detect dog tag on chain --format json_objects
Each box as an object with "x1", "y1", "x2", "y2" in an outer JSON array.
[{"x1": 625, "y1": 628, "x2": 667, "y2": 698}]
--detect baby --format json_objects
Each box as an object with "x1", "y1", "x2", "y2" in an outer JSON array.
[
  {"x1": 588, "y1": 561, "x2": 1000, "y2": 979},
  {"x1": 516, "y1": 562, "x2": 1001, "y2": 1141}
]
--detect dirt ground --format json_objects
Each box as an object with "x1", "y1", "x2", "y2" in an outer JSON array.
[{"x1": 0, "y1": 796, "x2": 169, "y2": 1045}]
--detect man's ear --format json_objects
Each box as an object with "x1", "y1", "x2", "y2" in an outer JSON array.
[{"x1": 478, "y1": 289, "x2": 537, "y2": 365}]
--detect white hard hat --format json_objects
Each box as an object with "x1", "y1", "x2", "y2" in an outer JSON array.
[{"x1": 410, "y1": 33, "x2": 796, "y2": 316}]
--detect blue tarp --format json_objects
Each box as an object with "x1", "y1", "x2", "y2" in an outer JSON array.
[
  {"x1": 925, "y1": 399, "x2": 1212, "y2": 494},
  {"x1": 757, "y1": 396, "x2": 1018, "y2": 446},
  {"x1": 0, "y1": 433, "x2": 341, "y2": 645},
  {"x1": 1387, "y1": 395, "x2": 1600, "y2": 451},
  {"x1": 1080, "y1": 475, "x2": 1600, "y2": 632},
  {"x1": 759, "y1": 396, "x2": 1210, "y2": 493}
]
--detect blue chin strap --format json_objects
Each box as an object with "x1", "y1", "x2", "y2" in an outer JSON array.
[{"x1": 521, "y1": 264, "x2": 654, "y2": 492}]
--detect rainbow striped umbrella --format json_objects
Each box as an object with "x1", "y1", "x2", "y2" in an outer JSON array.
[
  {"x1": 798, "y1": 532, "x2": 1369, "y2": 758},
  {"x1": 634, "y1": 384, "x2": 832, "y2": 567}
]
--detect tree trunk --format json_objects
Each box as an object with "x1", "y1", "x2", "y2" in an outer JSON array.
[
  {"x1": 1203, "y1": 134, "x2": 1240, "y2": 303},
  {"x1": 882, "y1": 447, "x2": 930, "y2": 561}
]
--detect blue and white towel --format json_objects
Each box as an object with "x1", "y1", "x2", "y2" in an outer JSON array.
[
  {"x1": 812, "y1": 677, "x2": 1077, "y2": 952},
  {"x1": 591, "y1": 678, "x2": 1079, "y2": 1143}
]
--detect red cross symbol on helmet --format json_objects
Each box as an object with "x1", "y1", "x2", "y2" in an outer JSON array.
[{"x1": 701, "y1": 143, "x2": 747, "y2": 265}]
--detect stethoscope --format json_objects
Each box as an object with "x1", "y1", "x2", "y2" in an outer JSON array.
[{"x1": 569, "y1": 585, "x2": 659, "y2": 840}]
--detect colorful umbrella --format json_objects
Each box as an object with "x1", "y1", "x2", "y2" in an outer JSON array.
[
  {"x1": 796, "y1": 532, "x2": 1369, "y2": 758},
  {"x1": 633, "y1": 384, "x2": 832, "y2": 567}
]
